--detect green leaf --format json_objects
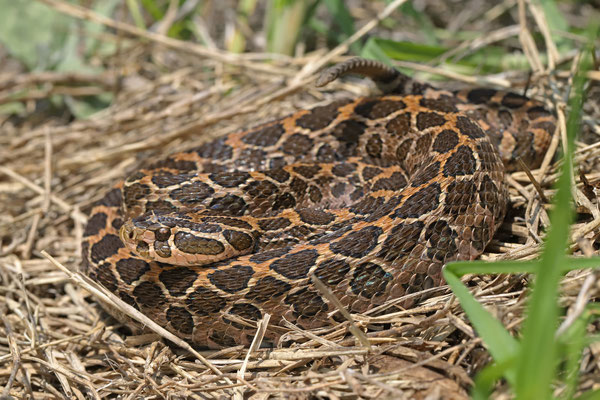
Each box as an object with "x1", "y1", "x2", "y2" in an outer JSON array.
[
  {"x1": 321, "y1": 0, "x2": 359, "y2": 53},
  {"x1": 471, "y1": 358, "x2": 516, "y2": 400},
  {"x1": 443, "y1": 267, "x2": 519, "y2": 385},
  {"x1": 515, "y1": 31, "x2": 592, "y2": 400},
  {"x1": 0, "y1": 0, "x2": 73, "y2": 70}
]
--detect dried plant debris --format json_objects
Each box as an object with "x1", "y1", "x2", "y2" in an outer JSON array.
[{"x1": 1, "y1": 0, "x2": 599, "y2": 398}]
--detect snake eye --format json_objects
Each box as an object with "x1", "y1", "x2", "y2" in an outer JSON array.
[{"x1": 155, "y1": 227, "x2": 171, "y2": 242}]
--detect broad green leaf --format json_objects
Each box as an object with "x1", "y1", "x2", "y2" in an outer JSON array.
[{"x1": 0, "y1": 0, "x2": 72, "y2": 70}]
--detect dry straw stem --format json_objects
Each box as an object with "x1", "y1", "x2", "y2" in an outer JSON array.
[{"x1": 1, "y1": 0, "x2": 599, "y2": 398}]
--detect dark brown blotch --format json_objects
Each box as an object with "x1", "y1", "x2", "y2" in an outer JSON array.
[
  {"x1": 272, "y1": 192, "x2": 296, "y2": 211},
  {"x1": 314, "y1": 259, "x2": 351, "y2": 286},
  {"x1": 395, "y1": 139, "x2": 413, "y2": 162},
  {"x1": 297, "y1": 209, "x2": 335, "y2": 225},
  {"x1": 308, "y1": 185, "x2": 323, "y2": 203},
  {"x1": 193, "y1": 137, "x2": 233, "y2": 160},
  {"x1": 386, "y1": 113, "x2": 412, "y2": 136},
  {"x1": 527, "y1": 105, "x2": 551, "y2": 120},
  {"x1": 265, "y1": 168, "x2": 290, "y2": 183},
  {"x1": 90, "y1": 234, "x2": 124, "y2": 263},
  {"x1": 416, "y1": 112, "x2": 446, "y2": 130},
  {"x1": 84, "y1": 212, "x2": 107, "y2": 237},
  {"x1": 366, "y1": 134, "x2": 383, "y2": 158},
  {"x1": 269, "y1": 157, "x2": 286, "y2": 169},
  {"x1": 393, "y1": 183, "x2": 441, "y2": 218},
  {"x1": 97, "y1": 187, "x2": 123, "y2": 208},
  {"x1": 293, "y1": 165, "x2": 321, "y2": 179},
  {"x1": 209, "y1": 265, "x2": 254, "y2": 293},
  {"x1": 377, "y1": 221, "x2": 424, "y2": 262},
  {"x1": 208, "y1": 195, "x2": 248, "y2": 216},
  {"x1": 443, "y1": 180, "x2": 478, "y2": 214},
  {"x1": 372, "y1": 172, "x2": 408, "y2": 191},
  {"x1": 235, "y1": 148, "x2": 267, "y2": 170},
  {"x1": 123, "y1": 183, "x2": 151, "y2": 207},
  {"x1": 136, "y1": 240, "x2": 149, "y2": 258},
  {"x1": 115, "y1": 257, "x2": 151, "y2": 285},
  {"x1": 186, "y1": 286, "x2": 226, "y2": 316},
  {"x1": 203, "y1": 217, "x2": 252, "y2": 230},
  {"x1": 329, "y1": 226, "x2": 382, "y2": 258},
  {"x1": 455, "y1": 116, "x2": 484, "y2": 138},
  {"x1": 281, "y1": 134, "x2": 314, "y2": 156},
  {"x1": 332, "y1": 119, "x2": 367, "y2": 144},
  {"x1": 270, "y1": 249, "x2": 319, "y2": 279},
  {"x1": 362, "y1": 166, "x2": 382, "y2": 181},
  {"x1": 245, "y1": 276, "x2": 291, "y2": 302},
  {"x1": 332, "y1": 162, "x2": 356, "y2": 177},
  {"x1": 133, "y1": 281, "x2": 167, "y2": 308},
  {"x1": 149, "y1": 157, "x2": 197, "y2": 172},
  {"x1": 285, "y1": 288, "x2": 326, "y2": 317},
  {"x1": 244, "y1": 179, "x2": 279, "y2": 199},
  {"x1": 249, "y1": 247, "x2": 290, "y2": 263},
  {"x1": 424, "y1": 220, "x2": 459, "y2": 262},
  {"x1": 443, "y1": 145, "x2": 476, "y2": 177},
  {"x1": 174, "y1": 232, "x2": 225, "y2": 255},
  {"x1": 145, "y1": 200, "x2": 178, "y2": 214},
  {"x1": 419, "y1": 97, "x2": 458, "y2": 113},
  {"x1": 296, "y1": 101, "x2": 347, "y2": 130},
  {"x1": 224, "y1": 303, "x2": 262, "y2": 330},
  {"x1": 258, "y1": 217, "x2": 291, "y2": 231},
  {"x1": 411, "y1": 161, "x2": 441, "y2": 187},
  {"x1": 498, "y1": 109, "x2": 513, "y2": 128},
  {"x1": 169, "y1": 181, "x2": 214, "y2": 205},
  {"x1": 209, "y1": 171, "x2": 251, "y2": 188},
  {"x1": 242, "y1": 123, "x2": 285, "y2": 147},
  {"x1": 223, "y1": 229, "x2": 255, "y2": 251},
  {"x1": 466, "y1": 88, "x2": 497, "y2": 104},
  {"x1": 166, "y1": 306, "x2": 193, "y2": 335},
  {"x1": 350, "y1": 262, "x2": 393, "y2": 299},
  {"x1": 354, "y1": 99, "x2": 406, "y2": 119},
  {"x1": 155, "y1": 227, "x2": 170, "y2": 242},
  {"x1": 159, "y1": 267, "x2": 198, "y2": 296},
  {"x1": 151, "y1": 171, "x2": 192, "y2": 188},
  {"x1": 316, "y1": 143, "x2": 336, "y2": 162},
  {"x1": 501, "y1": 92, "x2": 528, "y2": 109},
  {"x1": 432, "y1": 129, "x2": 459, "y2": 154},
  {"x1": 94, "y1": 264, "x2": 119, "y2": 292}
]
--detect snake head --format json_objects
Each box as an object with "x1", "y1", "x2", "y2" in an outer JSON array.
[{"x1": 119, "y1": 213, "x2": 258, "y2": 266}]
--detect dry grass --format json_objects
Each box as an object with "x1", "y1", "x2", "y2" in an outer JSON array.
[{"x1": 1, "y1": 1, "x2": 600, "y2": 399}]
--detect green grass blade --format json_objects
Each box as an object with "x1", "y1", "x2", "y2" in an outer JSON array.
[
  {"x1": 397, "y1": 2, "x2": 438, "y2": 45},
  {"x1": 265, "y1": 0, "x2": 316, "y2": 55},
  {"x1": 447, "y1": 260, "x2": 539, "y2": 276},
  {"x1": 574, "y1": 389, "x2": 600, "y2": 400},
  {"x1": 360, "y1": 37, "x2": 395, "y2": 66},
  {"x1": 560, "y1": 309, "x2": 590, "y2": 399},
  {"x1": 125, "y1": 0, "x2": 147, "y2": 29},
  {"x1": 471, "y1": 357, "x2": 516, "y2": 400},
  {"x1": 515, "y1": 36, "x2": 592, "y2": 400},
  {"x1": 322, "y1": 0, "x2": 354, "y2": 38},
  {"x1": 448, "y1": 257, "x2": 600, "y2": 278},
  {"x1": 443, "y1": 267, "x2": 519, "y2": 385}
]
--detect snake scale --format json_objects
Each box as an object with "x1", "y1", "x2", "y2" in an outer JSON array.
[{"x1": 82, "y1": 58, "x2": 556, "y2": 348}]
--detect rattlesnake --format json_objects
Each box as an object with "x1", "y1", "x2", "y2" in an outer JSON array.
[{"x1": 82, "y1": 58, "x2": 555, "y2": 348}]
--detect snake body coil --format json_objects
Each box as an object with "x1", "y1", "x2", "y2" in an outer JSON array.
[{"x1": 82, "y1": 58, "x2": 555, "y2": 348}]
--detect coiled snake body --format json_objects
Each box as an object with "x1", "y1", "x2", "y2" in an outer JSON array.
[{"x1": 82, "y1": 59, "x2": 555, "y2": 348}]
